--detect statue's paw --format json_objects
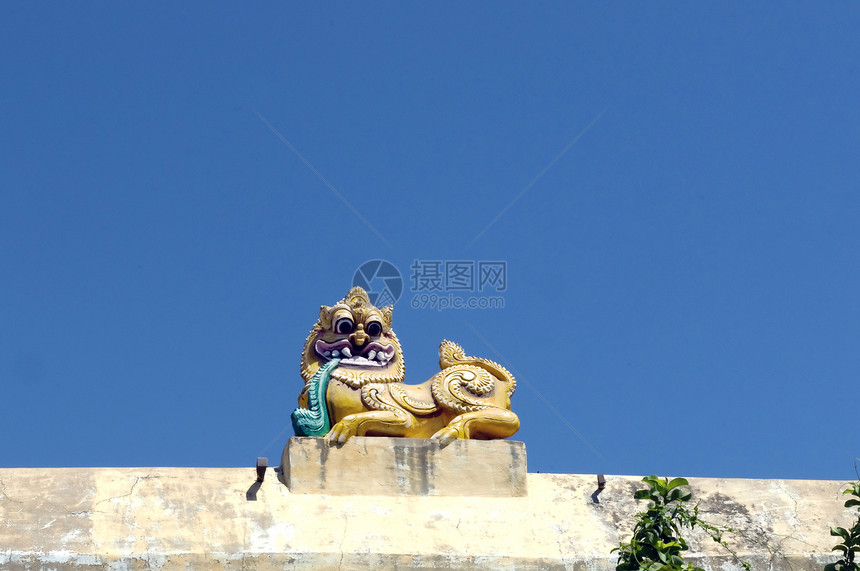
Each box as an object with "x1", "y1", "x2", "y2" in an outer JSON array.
[
  {"x1": 431, "y1": 426, "x2": 462, "y2": 447},
  {"x1": 326, "y1": 419, "x2": 358, "y2": 446}
]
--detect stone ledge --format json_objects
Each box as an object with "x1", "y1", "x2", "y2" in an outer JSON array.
[
  {"x1": 279, "y1": 436, "x2": 528, "y2": 496},
  {"x1": 0, "y1": 466, "x2": 856, "y2": 570}
]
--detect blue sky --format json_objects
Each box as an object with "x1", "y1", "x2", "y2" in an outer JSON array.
[{"x1": 2, "y1": 4, "x2": 858, "y2": 480}]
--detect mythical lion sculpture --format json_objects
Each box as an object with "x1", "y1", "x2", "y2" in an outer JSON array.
[{"x1": 291, "y1": 287, "x2": 519, "y2": 445}]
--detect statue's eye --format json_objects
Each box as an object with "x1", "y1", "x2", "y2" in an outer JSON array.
[
  {"x1": 366, "y1": 321, "x2": 382, "y2": 337},
  {"x1": 335, "y1": 318, "x2": 354, "y2": 335}
]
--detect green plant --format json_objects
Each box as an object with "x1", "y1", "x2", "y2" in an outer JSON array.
[
  {"x1": 614, "y1": 475, "x2": 750, "y2": 571},
  {"x1": 825, "y1": 478, "x2": 860, "y2": 571}
]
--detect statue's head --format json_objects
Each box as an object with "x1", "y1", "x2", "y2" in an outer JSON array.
[{"x1": 300, "y1": 287, "x2": 405, "y2": 387}]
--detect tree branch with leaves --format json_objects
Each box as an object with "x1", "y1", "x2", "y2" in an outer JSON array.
[
  {"x1": 826, "y1": 476, "x2": 860, "y2": 571},
  {"x1": 614, "y1": 475, "x2": 750, "y2": 571}
]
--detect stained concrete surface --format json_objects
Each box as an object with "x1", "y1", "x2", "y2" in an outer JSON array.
[
  {"x1": 281, "y1": 437, "x2": 527, "y2": 496},
  {"x1": 0, "y1": 438, "x2": 856, "y2": 570}
]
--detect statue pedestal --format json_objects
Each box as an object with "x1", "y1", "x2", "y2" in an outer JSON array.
[{"x1": 279, "y1": 436, "x2": 527, "y2": 497}]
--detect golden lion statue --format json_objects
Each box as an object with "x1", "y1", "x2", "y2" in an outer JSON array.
[{"x1": 291, "y1": 287, "x2": 519, "y2": 445}]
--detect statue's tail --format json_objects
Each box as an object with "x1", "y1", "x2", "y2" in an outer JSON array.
[
  {"x1": 438, "y1": 340, "x2": 516, "y2": 397},
  {"x1": 291, "y1": 358, "x2": 340, "y2": 437}
]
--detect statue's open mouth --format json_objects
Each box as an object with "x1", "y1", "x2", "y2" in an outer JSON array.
[{"x1": 314, "y1": 339, "x2": 395, "y2": 367}]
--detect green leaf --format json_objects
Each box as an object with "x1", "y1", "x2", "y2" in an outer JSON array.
[
  {"x1": 666, "y1": 478, "x2": 690, "y2": 491},
  {"x1": 831, "y1": 526, "x2": 850, "y2": 540},
  {"x1": 844, "y1": 498, "x2": 860, "y2": 508},
  {"x1": 643, "y1": 475, "x2": 661, "y2": 486},
  {"x1": 676, "y1": 490, "x2": 693, "y2": 503}
]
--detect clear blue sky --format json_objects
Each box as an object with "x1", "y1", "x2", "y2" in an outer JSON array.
[{"x1": 2, "y1": 4, "x2": 858, "y2": 480}]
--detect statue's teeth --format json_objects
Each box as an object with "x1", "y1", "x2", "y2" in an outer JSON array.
[
  {"x1": 324, "y1": 351, "x2": 332, "y2": 358},
  {"x1": 368, "y1": 350, "x2": 377, "y2": 360},
  {"x1": 341, "y1": 347, "x2": 352, "y2": 358},
  {"x1": 331, "y1": 349, "x2": 340, "y2": 357}
]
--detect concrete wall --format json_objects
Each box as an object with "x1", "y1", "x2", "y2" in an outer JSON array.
[{"x1": 0, "y1": 437, "x2": 856, "y2": 570}]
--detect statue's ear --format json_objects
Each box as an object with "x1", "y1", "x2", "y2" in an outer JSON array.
[
  {"x1": 319, "y1": 305, "x2": 332, "y2": 329},
  {"x1": 380, "y1": 305, "x2": 393, "y2": 329}
]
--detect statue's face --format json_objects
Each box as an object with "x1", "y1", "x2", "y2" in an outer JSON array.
[{"x1": 300, "y1": 287, "x2": 405, "y2": 387}]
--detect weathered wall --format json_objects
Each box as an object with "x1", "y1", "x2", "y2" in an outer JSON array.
[{"x1": 0, "y1": 437, "x2": 855, "y2": 570}]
